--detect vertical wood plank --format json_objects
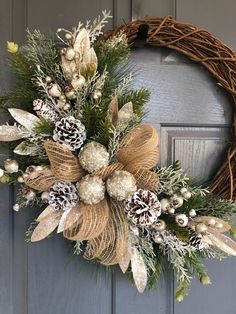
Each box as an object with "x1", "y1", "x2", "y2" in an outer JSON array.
[
  {"x1": 132, "y1": 0, "x2": 174, "y2": 20},
  {"x1": 176, "y1": 0, "x2": 236, "y2": 50},
  {"x1": 0, "y1": 0, "x2": 13, "y2": 313}
]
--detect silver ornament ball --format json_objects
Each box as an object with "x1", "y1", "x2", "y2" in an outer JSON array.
[
  {"x1": 170, "y1": 194, "x2": 184, "y2": 208},
  {"x1": 160, "y1": 198, "x2": 170, "y2": 212},
  {"x1": 4, "y1": 159, "x2": 19, "y2": 173},
  {"x1": 207, "y1": 218, "x2": 216, "y2": 226},
  {"x1": 153, "y1": 219, "x2": 166, "y2": 232},
  {"x1": 180, "y1": 187, "x2": 188, "y2": 194},
  {"x1": 195, "y1": 223, "x2": 208, "y2": 234},
  {"x1": 13, "y1": 203, "x2": 20, "y2": 212},
  {"x1": 65, "y1": 33, "x2": 72, "y2": 40},
  {"x1": 154, "y1": 235, "x2": 163, "y2": 244},
  {"x1": 17, "y1": 176, "x2": 24, "y2": 183},
  {"x1": 168, "y1": 207, "x2": 175, "y2": 214},
  {"x1": 175, "y1": 214, "x2": 188, "y2": 227},
  {"x1": 182, "y1": 191, "x2": 192, "y2": 200},
  {"x1": 41, "y1": 191, "x2": 49, "y2": 201},
  {"x1": 65, "y1": 48, "x2": 76, "y2": 61},
  {"x1": 106, "y1": 170, "x2": 137, "y2": 201},
  {"x1": 26, "y1": 190, "x2": 36, "y2": 201},
  {"x1": 79, "y1": 141, "x2": 109, "y2": 173},
  {"x1": 0, "y1": 168, "x2": 4, "y2": 178},
  {"x1": 189, "y1": 209, "x2": 197, "y2": 217},
  {"x1": 77, "y1": 175, "x2": 105, "y2": 205}
]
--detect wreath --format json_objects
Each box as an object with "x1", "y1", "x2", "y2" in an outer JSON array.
[{"x1": 1, "y1": 12, "x2": 236, "y2": 301}]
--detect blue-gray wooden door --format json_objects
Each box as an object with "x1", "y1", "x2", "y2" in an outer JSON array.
[{"x1": 0, "y1": 0, "x2": 236, "y2": 313}]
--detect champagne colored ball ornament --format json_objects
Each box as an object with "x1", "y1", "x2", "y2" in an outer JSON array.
[
  {"x1": 65, "y1": 33, "x2": 72, "y2": 40},
  {"x1": 180, "y1": 187, "x2": 188, "y2": 194},
  {"x1": 207, "y1": 218, "x2": 216, "y2": 226},
  {"x1": 48, "y1": 83, "x2": 62, "y2": 98},
  {"x1": 41, "y1": 191, "x2": 49, "y2": 201},
  {"x1": 77, "y1": 175, "x2": 105, "y2": 205},
  {"x1": 65, "y1": 47, "x2": 76, "y2": 61},
  {"x1": 189, "y1": 209, "x2": 197, "y2": 217},
  {"x1": 17, "y1": 176, "x2": 24, "y2": 183},
  {"x1": 170, "y1": 194, "x2": 184, "y2": 208},
  {"x1": 25, "y1": 190, "x2": 36, "y2": 201},
  {"x1": 0, "y1": 168, "x2": 4, "y2": 178},
  {"x1": 182, "y1": 191, "x2": 192, "y2": 199},
  {"x1": 195, "y1": 223, "x2": 208, "y2": 234},
  {"x1": 71, "y1": 74, "x2": 86, "y2": 90},
  {"x1": 175, "y1": 214, "x2": 188, "y2": 227},
  {"x1": 153, "y1": 219, "x2": 166, "y2": 232},
  {"x1": 160, "y1": 198, "x2": 170, "y2": 212},
  {"x1": 79, "y1": 141, "x2": 109, "y2": 173},
  {"x1": 13, "y1": 203, "x2": 20, "y2": 212},
  {"x1": 106, "y1": 170, "x2": 137, "y2": 201},
  {"x1": 4, "y1": 159, "x2": 19, "y2": 173},
  {"x1": 154, "y1": 235, "x2": 163, "y2": 244}
]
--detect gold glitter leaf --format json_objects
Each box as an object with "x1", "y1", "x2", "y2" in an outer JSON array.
[
  {"x1": 131, "y1": 246, "x2": 148, "y2": 293},
  {"x1": 31, "y1": 211, "x2": 62, "y2": 242},
  {"x1": 0, "y1": 125, "x2": 25, "y2": 141},
  {"x1": 8, "y1": 108, "x2": 40, "y2": 131}
]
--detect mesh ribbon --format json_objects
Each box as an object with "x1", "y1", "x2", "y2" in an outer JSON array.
[
  {"x1": 83, "y1": 199, "x2": 129, "y2": 266},
  {"x1": 24, "y1": 167, "x2": 57, "y2": 192},
  {"x1": 63, "y1": 199, "x2": 109, "y2": 240},
  {"x1": 44, "y1": 140, "x2": 85, "y2": 182},
  {"x1": 117, "y1": 124, "x2": 159, "y2": 170}
]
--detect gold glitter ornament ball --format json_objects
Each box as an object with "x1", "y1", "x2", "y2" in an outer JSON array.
[
  {"x1": 77, "y1": 175, "x2": 105, "y2": 205},
  {"x1": 106, "y1": 170, "x2": 137, "y2": 201},
  {"x1": 78, "y1": 141, "x2": 109, "y2": 173}
]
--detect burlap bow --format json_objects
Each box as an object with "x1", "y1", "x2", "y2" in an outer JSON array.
[{"x1": 25, "y1": 124, "x2": 159, "y2": 265}]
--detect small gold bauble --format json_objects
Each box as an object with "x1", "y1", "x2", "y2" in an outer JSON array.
[
  {"x1": 26, "y1": 190, "x2": 36, "y2": 201},
  {"x1": 182, "y1": 191, "x2": 192, "y2": 199},
  {"x1": 154, "y1": 235, "x2": 163, "y2": 244},
  {"x1": 207, "y1": 218, "x2": 216, "y2": 226},
  {"x1": 79, "y1": 141, "x2": 109, "y2": 173},
  {"x1": 153, "y1": 219, "x2": 166, "y2": 232},
  {"x1": 195, "y1": 222, "x2": 208, "y2": 234},
  {"x1": 77, "y1": 175, "x2": 105, "y2": 205},
  {"x1": 175, "y1": 214, "x2": 188, "y2": 227},
  {"x1": 106, "y1": 170, "x2": 137, "y2": 201},
  {"x1": 13, "y1": 203, "x2": 20, "y2": 212},
  {"x1": 4, "y1": 159, "x2": 19, "y2": 173},
  {"x1": 0, "y1": 168, "x2": 4, "y2": 178},
  {"x1": 189, "y1": 209, "x2": 197, "y2": 217}
]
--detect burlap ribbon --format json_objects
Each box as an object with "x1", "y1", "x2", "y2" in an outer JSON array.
[{"x1": 26, "y1": 124, "x2": 159, "y2": 265}]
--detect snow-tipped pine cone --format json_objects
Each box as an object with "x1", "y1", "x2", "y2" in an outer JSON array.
[
  {"x1": 53, "y1": 116, "x2": 86, "y2": 151},
  {"x1": 48, "y1": 181, "x2": 78, "y2": 211},
  {"x1": 124, "y1": 189, "x2": 161, "y2": 226},
  {"x1": 33, "y1": 99, "x2": 59, "y2": 122}
]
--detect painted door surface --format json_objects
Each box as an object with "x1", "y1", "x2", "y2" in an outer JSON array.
[{"x1": 0, "y1": 1, "x2": 236, "y2": 313}]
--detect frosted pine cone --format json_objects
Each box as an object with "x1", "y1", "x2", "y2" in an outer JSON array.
[
  {"x1": 48, "y1": 181, "x2": 78, "y2": 211},
  {"x1": 33, "y1": 99, "x2": 59, "y2": 122},
  {"x1": 189, "y1": 230, "x2": 208, "y2": 250},
  {"x1": 53, "y1": 116, "x2": 86, "y2": 151},
  {"x1": 124, "y1": 189, "x2": 161, "y2": 226}
]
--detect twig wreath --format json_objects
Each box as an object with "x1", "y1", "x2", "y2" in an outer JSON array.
[
  {"x1": 0, "y1": 12, "x2": 236, "y2": 301},
  {"x1": 105, "y1": 15, "x2": 236, "y2": 200}
]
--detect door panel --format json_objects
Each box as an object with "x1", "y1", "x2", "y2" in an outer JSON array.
[{"x1": 0, "y1": 0, "x2": 236, "y2": 313}]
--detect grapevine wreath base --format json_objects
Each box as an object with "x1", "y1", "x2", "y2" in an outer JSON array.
[{"x1": 1, "y1": 12, "x2": 236, "y2": 301}]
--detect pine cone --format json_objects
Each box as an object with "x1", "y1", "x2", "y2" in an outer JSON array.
[
  {"x1": 33, "y1": 99, "x2": 59, "y2": 122},
  {"x1": 48, "y1": 181, "x2": 78, "y2": 211},
  {"x1": 189, "y1": 230, "x2": 207, "y2": 250},
  {"x1": 124, "y1": 189, "x2": 161, "y2": 226},
  {"x1": 53, "y1": 116, "x2": 86, "y2": 151}
]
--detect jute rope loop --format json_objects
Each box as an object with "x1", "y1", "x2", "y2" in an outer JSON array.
[{"x1": 105, "y1": 16, "x2": 236, "y2": 200}]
